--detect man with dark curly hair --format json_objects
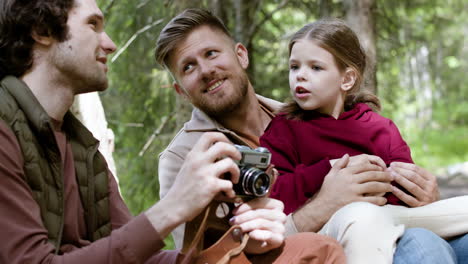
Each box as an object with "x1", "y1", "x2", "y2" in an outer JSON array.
[
  {"x1": 0, "y1": 0, "x2": 347, "y2": 263},
  {"x1": 0, "y1": 0, "x2": 178, "y2": 262},
  {"x1": 0, "y1": 1, "x2": 71, "y2": 77}
]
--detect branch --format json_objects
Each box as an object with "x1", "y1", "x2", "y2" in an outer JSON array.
[
  {"x1": 138, "y1": 114, "x2": 173, "y2": 157},
  {"x1": 111, "y1": 19, "x2": 164, "y2": 64},
  {"x1": 246, "y1": 0, "x2": 290, "y2": 42},
  {"x1": 108, "y1": 120, "x2": 144, "y2": 127},
  {"x1": 137, "y1": 0, "x2": 151, "y2": 9},
  {"x1": 104, "y1": 0, "x2": 117, "y2": 17},
  {"x1": 260, "y1": 9, "x2": 282, "y2": 33}
]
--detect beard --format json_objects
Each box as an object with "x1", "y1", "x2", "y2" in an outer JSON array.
[
  {"x1": 190, "y1": 70, "x2": 249, "y2": 119},
  {"x1": 50, "y1": 41, "x2": 108, "y2": 94}
]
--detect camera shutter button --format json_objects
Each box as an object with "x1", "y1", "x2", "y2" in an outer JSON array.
[{"x1": 255, "y1": 147, "x2": 270, "y2": 153}]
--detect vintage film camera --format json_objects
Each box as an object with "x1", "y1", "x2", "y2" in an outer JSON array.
[
  {"x1": 182, "y1": 145, "x2": 273, "y2": 254},
  {"x1": 232, "y1": 145, "x2": 272, "y2": 197}
]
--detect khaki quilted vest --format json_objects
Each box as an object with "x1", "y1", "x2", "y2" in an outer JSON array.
[{"x1": 0, "y1": 76, "x2": 111, "y2": 252}]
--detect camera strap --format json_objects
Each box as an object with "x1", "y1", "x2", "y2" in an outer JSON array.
[{"x1": 179, "y1": 201, "x2": 251, "y2": 264}]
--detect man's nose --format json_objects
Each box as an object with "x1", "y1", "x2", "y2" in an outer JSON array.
[
  {"x1": 101, "y1": 32, "x2": 117, "y2": 55},
  {"x1": 199, "y1": 60, "x2": 215, "y2": 79}
]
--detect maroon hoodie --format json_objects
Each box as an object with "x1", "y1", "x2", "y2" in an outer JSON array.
[{"x1": 260, "y1": 103, "x2": 413, "y2": 214}]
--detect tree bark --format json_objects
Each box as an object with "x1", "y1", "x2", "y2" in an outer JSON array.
[
  {"x1": 71, "y1": 93, "x2": 118, "y2": 179},
  {"x1": 210, "y1": 0, "x2": 230, "y2": 24},
  {"x1": 344, "y1": 0, "x2": 377, "y2": 94},
  {"x1": 319, "y1": 0, "x2": 332, "y2": 17},
  {"x1": 232, "y1": 0, "x2": 262, "y2": 79}
]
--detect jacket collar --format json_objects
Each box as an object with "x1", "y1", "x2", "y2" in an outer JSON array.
[
  {"x1": 1, "y1": 76, "x2": 98, "y2": 148},
  {"x1": 2, "y1": 76, "x2": 52, "y2": 135}
]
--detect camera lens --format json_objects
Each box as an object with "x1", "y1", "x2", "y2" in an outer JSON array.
[{"x1": 237, "y1": 166, "x2": 271, "y2": 197}]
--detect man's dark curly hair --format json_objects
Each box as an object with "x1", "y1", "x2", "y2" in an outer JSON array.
[{"x1": 0, "y1": 0, "x2": 76, "y2": 79}]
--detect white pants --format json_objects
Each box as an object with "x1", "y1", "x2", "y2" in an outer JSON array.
[{"x1": 318, "y1": 196, "x2": 468, "y2": 264}]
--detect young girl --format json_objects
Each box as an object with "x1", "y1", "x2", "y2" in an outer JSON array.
[{"x1": 260, "y1": 19, "x2": 468, "y2": 263}]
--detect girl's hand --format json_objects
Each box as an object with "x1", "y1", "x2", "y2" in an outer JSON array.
[{"x1": 230, "y1": 198, "x2": 286, "y2": 255}]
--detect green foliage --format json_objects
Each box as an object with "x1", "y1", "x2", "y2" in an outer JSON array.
[
  {"x1": 96, "y1": 0, "x2": 184, "y2": 249},
  {"x1": 414, "y1": 127, "x2": 467, "y2": 169},
  {"x1": 251, "y1": 4, "x2": 318, "y2": 100},
  {"x1": 97, "y1": 0, "x2": 177, "y2": 210},
  {"x1": 377, "y1": 0, "x2": 467, "y2": 172}
]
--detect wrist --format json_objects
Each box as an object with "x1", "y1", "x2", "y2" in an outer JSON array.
[
  {"x1": 145, "y1": 196, "x2": 186, "y2": 238},
  {"x1": 284, "y1": 213, "x2": 299, "y2": 237},
  {"x1": 292, "y1": 196, "x2": 330, "y2": 232}
]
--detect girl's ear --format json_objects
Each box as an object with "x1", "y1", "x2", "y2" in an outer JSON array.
[{"x1": 341, "y1": 68, "x2": 357, "y2": 91}]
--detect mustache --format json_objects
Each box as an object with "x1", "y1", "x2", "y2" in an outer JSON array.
[{"x1": 203, "y1": 73, "x2": 228, "y2": 83}]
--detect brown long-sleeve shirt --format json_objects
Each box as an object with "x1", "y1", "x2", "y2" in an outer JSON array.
[{"x1": 0, "y1": 120, "x2": 178, "y2": 263}]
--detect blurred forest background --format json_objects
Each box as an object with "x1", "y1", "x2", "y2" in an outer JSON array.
[{"x1": 93, "y1": 0, "x2": 467, "y2": 248}]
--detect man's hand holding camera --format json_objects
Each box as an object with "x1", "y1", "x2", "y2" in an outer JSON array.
[
  {"x1": 164, "y1": 132, "x2": 286, "y2": 254},
  {"x1": 228, "y1": 144, "x2": 286, "y2": 254},
  {"x1": 149, "y1": 133, "x2": 240, "y2": 237},
  {"x1": 165, "y1": 133, "x2": 241, "y2": 221}
]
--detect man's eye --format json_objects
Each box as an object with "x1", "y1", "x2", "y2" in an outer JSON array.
[
  {"x1": 207, "y1": 50, "x2": 217, "y2": 57},
  {"x1": 89, "y1": 19, "x2": 98, "y2": 28},
  {"x1": 183, "y1": 64, "x2": 193, "y2": 72}
]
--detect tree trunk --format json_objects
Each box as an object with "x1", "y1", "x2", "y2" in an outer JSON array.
[
  {"x1": 210, "y1": 0, "x2": 229, "y2": 24},
  {"x1": 319, "y1": 0, "x2": 332, "y2": 17},
  {"x1": 71, "y1": 93, "x2": 118, "y2": 179},
  {"x1": 344, "y1": 0, "x2": 377, "y2": 94},
  {"x1": 231, "y1": 0, "x2": 262, "y2": 80}
]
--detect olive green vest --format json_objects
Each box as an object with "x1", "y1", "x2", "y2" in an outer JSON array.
[{"x1": 0, "y1": 76, "x2": 111, "y2": 252}]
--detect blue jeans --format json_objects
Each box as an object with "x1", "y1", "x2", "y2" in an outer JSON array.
[
  {"x1": 450, "y1": 232, "x2": 468, "y2": 264},
  {"x1": 394, "y1": 228, "x2": 468, "y2": 264}
]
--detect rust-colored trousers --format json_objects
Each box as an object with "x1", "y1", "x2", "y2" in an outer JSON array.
[
  {"x1": 249, "y1": 232, "x2": 346, "y2": 264},
  {"x1": 150, "y1": 232, "x2": 345, "y2": 264}
]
